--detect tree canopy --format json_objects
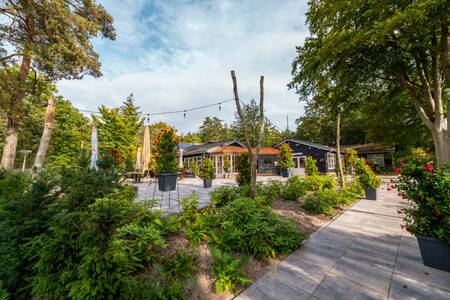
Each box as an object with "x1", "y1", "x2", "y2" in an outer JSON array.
[
  {"x1": 290, "y1": 0, "x2": 450, "y2": 165},
  {"x1": 198, "y1": 116, "x2": 230, "y2": 142}
]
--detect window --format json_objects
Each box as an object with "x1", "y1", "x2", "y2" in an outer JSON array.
[
  {"x1": 367, "y1": 154, "x2": 385, "y2": 166},
  {"x1": 327, "y1": 152, "x2": 336, "y2": 170}
]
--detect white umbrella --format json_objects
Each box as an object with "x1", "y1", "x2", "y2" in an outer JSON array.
[
  {"x1": 141, "y1": 126, "x2": 151, "y2": 175},
  {"x1": 90, "y1": 125, "x2": 98, "y2": 170},
  {"x1": 135, "y1": 147, "x2": 142, "y2": 171}
]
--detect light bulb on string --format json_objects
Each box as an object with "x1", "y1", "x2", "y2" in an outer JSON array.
[
  {"x1": 183, "y1": 110, "x2": 187, "y2": 118},
  {"x1": 218, "y1": 102, "x2": 221, "y2": 111}
]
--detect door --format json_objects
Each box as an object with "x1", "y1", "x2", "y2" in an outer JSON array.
[{"x1": 291, "y1": 155, "x2": 306, "y2": 176}]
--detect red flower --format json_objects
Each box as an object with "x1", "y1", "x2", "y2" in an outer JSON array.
[{"x1": 425, "y1": 164, "x2": 433, "y2": 172}]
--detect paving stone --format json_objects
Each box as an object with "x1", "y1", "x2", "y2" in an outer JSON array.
[
  {"x1": 313, "y1": 273, "x2": 386, "y2": 300},
  {"x1": 235, "y1": 272, "x2": 311, "y2": 300},
  {"x1": 330, "y1": 255, "x2": 393, "y2": 295},
  {"x1": 389, "y1": 274, "x2": 450, "y2": 300},
  {"x1": 291, "y1": 240, "x2": 343, "y2": 269},
  {"x1": 275, "y1": 255, "x2": 329, "y2": 294}
]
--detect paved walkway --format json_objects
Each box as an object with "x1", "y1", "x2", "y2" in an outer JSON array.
[
  {"x1": 135, "y1": 176, "x2": 285, "y2": 214},
  {"x1": 236, "y1": 187, "x2": 450, "y2": 300}
]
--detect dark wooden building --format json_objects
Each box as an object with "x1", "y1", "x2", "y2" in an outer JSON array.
[{"x1": 275, "y1": 138, "x2": 345, "y2": 174}]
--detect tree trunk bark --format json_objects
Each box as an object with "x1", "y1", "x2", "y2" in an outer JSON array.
[
  {"x1": 1, "y1": 124, "x2": 19, "y2": 170},
  {"x1": 431, "y1": 124, "x2": 450, "y2": 166},
  {"x1": 1, "y1": 48, "x2": 32, "y2": 170},
  {"x1": 33, "y1": 98, "x2": 56, "y2": 173},
  {"x1": 336, "y1": 112, "x2": 345, "y2": 189}
]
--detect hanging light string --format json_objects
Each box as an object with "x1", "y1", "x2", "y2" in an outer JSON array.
[{"x1": 78, "y1": 98, "x2": 235, "y2": 117}]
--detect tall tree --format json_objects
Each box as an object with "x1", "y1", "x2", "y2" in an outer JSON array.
[
  {"x1": 231, "y1": 71, "x2": 265, "y2": 196},
  {"x1": 0, "y1": 0, "x2": 115, "y2": 169},
  {"x1": 231, "y1": 98, "x2": 282, "y2": 146},
  {"x1": 198, "y1": 116, "x2": 230, "y2": 142},
  {"x1": 289, "y1": 0, "x2": 450, "y2": 165}
]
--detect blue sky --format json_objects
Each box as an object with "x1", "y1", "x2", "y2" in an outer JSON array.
[{"x1": 57, "y1": 0, "x2": 309, "y2": 133}]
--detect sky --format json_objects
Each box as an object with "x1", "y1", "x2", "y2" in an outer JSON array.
[{"x1": 57, "y1": 0, "x2": 309, "y2": 134}]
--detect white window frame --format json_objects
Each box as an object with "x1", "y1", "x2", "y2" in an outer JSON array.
[{"x1": 327, "y1": 152, "x2": 336, "y2": 170}]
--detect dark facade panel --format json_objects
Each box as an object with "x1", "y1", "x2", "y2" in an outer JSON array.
[{"x1": 285, "y1": 140, "x2": 330, "y2": 173}]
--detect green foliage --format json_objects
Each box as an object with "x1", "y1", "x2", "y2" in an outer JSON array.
[
  {"x1": 303, "y1": 175, "x2": 336, "y2": 191},
  {"x1": 0, "y1": 171, "x2": 57, "y2": 299},
  {"x1": 0, "y1": 287, "x2": 8, "y2": 300},
  {"x1": 199, "y1": 117, "x2": 230, "y2": 142},
  {"x1": 256, "y1": 181, "x2": 283, "y2": 204},
  {"x1": 302, "y1": 189, "x2": 339, "y2": 216},
  {"x1": 231, "y1": 99, "x2": 283, "y2": 146},
  {"x1": 305, "y1": 156, "x2": 319, "y2": 176},
  {"x1": 211, "y1": 197, "x2": 304, "y2": 259},
  {"x1": 210, "y1": 185, "x2": 243, "y2": 208},
  {"x1": 339, "y1": 181, "x2": 364, "y2": 205},
  {"x1": 235, "y1": 153, "x2": 251, "y2": 186},
  {"x1": 279, "y1": 144, "x2": 294, "y2": 169},
  {"x1": 281, "y1": 176, "x2": 309, "y2": 200},
  {"x1": 223, "y1": 154, "x2": 231, "y2": 173},
  {"x1": 94, "y1": 96, "x2": 143, "y2": 171},
  {"x1": 347, "y1": 149, "x2": 381, "y2": 189},
  {"x1": 190, "y1": 161, "x2": 200, "y2": 177},
  {"x1": 155, "y1": 127, "x2": 179, "y2": 174},
  {"x1": 397, "y1": 150, "x2": 450, "y2": 243},
  {"x1": 211, "y1": 246, "x2": 251, "y2": 294},
  {"x1": 200, "y1": 158, "x2": 215, "y2": 180}
]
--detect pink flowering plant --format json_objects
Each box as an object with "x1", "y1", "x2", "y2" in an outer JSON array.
[{"x1": 396, "y1": 149, "x2": 450, "y2": 243}]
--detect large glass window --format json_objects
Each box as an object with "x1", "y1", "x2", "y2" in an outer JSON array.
[{"x1": 327, "y1": 153, "x2": 336, "y2": 170}]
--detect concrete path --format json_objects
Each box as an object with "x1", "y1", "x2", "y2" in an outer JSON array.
[
  {"x1": 135, "y1": 176, "x2": 285, "y2": 214},
  {"x1": 236, "y1": 187, "x2": 450, "y2": 300}
]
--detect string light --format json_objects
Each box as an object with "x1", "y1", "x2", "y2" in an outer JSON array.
[
  {"x1": 218, "y1": 102, "x2": 221, "y2": 111},
  {"x1": 183, "y1": 110, "x2": 186, "y2": 118}
]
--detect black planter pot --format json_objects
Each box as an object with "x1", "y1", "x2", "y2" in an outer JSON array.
[
  {"x1": 203, "y1": 179, "x2": 213, "y2": 188},
  {"x1": 280, "y1": 168, "x2": 290, "y2": 178},
  {"x1": 416, "y1": 235, "x2": 450, "y2": 272},
  {"x1": 364, "y1": 188, "x2": 378, "y2": 200},
  {"x1": 157, "y1": 173, "x2": 177, "y2": 192}
]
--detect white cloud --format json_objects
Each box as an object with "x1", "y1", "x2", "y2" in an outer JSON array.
[{"x1": 57, "y1": 0, "x2": 309, "y2": 133}]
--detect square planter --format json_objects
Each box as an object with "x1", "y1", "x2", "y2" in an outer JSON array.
[
  {"x1": 280, "y1": 168, "x2": 290, "y2": 178},
  {"x1": 157, "y1": 173, "x2": 177, "y2": 192},
  {"x1": 416, "y1": 235, "x2": 450, "y2": 272},
  {"x1": 203, "y1": 179, "x2": 213, "y2": 188},
  {"x1": 364, "y1": 188, "x2": 378, "y2": 200}
]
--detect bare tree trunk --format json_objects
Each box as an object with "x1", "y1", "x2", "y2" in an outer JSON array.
[
  {"x1": 33, "y1": 98, "x2": 56, "y2": 173},
  {"x1": 1, "y1": 48, "x2": 31, "y2": 170},
  {"x1": 431, "y1": 124, "x2": 449, "y2": 166},
  {"x1": 336, "y1": 112, "x2": 345, "y2": 189},
  {"x1": 231, "y1": 71, "x2": 265, "y2": 196}
]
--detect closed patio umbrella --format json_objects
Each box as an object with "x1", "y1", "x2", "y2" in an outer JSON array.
[
  {"x1": 90, "y1": 125, "x2": 98, "y2": 170},
  {"x1": 141, "y1": 126, "x2": 151, "y2": 176},
  {"x1": 135, "y1": 147, "x2": 142, "y2": 171}
]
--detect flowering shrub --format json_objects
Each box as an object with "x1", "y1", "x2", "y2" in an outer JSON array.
[
  {"x1": 396, "y1": 149, "x2": 450, "y2": 243},
  {"x1": 347, "y1": 149, "x2": 380, "y2": 189},
  {"x1": 279, "y1": 144, "x2": 294, "y2": 169}
]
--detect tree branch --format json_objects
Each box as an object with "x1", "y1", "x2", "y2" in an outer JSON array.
[
  {"x1": 413, "y1": 56, "x2": 435, "y2": 114},
  {"x1": 231, "y1": 70, "x2": 252, "y2": 151},
  {"x1": 255, "y1": 76, "x2": 266, "y2": 157}
]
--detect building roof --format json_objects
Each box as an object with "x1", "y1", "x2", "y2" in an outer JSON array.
[
  {"x1": 182, "y1": 140, "x2": 244, "y2": 156},
  {"x1": 274, "y1": 138, "x2": 343, "y2": 153},
  {"x1": 343, "y1": 143, "x2": 395, "y2": 155},
  {"x1": 209, "y1": 146, "x2": 280, "y2": 155}
]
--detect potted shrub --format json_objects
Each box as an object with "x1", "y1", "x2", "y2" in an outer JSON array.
[
  {"x1": 155, "y1": 127, "x2": 179, "y2": 191},
  {"x1": 200, "y1": 158, "x2": 215, "y2": 188},
  {"x1": 348, "y1": 149, "x2": 381, "y2": 200},
  {"x1": 396, "y1": 149, "x2": 450, "y2": 272},
  {"x1": 305, "y1": 156, "x2": 319, "y2": 176},
  {"x1": 279, "y1": 143, "x2": 294, "y2": 178}
]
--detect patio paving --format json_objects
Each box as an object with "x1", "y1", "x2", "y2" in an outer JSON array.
[
  {"x1": 135, "y1": 176, "x2": 284, "y2": 214},
  {"x1": 235, "y1": 187, "x2": 450, "y2": 300}
]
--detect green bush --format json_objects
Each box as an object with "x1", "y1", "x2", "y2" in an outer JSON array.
[
  {"x1": 302, "y1": 189, "x2": 339, "y2": 216},
  {"x1": 281, "y1": 176, "x2": 309, "y2": 200},
  {"x1": 155, "y1": 127, "x2": 179, "y2": 174},
  {"x1": 305, "y1": 156, "x2": 319, "y2": 175},
  {"x1": 0, "y1": 171, "x2": 58, "y2": 299},
  {"x1": 0, "y1": 287, "x2": 8, "y2": 300},
  {"x1": 199, "y1": 158, "x2": 215, "y2": 180},
  {"x1": 347, "y1": 149, "x2": 381, "y2": 189},
  {"x1": 210, "y1": 185, "x2": 243, "y2": 208},
  {"x1": 235, "y1": 153, "x2": 251, "y2": 186},
  {"x1": 212, "y1": 197, "x2": 304, "y2": 259},
  {"x1": 303, "y1": 175, "x2": 336, "y2": 191},
  {"x1": 256, "y1": 181, "x2": 283, "y2": 204},
  {"x1": 279, "y1": 144, "x2": 294, "y2": 169},
  {"x1": 338, "y1": 181, "x2": 364, "y2": 205},
  {"x1": 211, "y1": 246, "x2": 251, "y2": 294}
]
